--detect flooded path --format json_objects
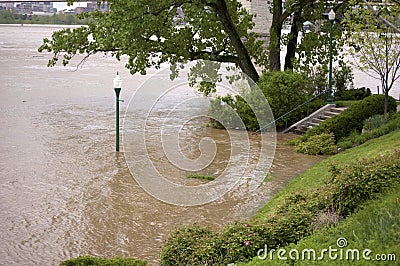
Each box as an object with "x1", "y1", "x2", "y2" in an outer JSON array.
[{"x1": 0, "y1": 24, "x2": 341, "y2": 265}]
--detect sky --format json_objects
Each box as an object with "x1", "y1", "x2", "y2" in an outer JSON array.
[{"x1": 53, "y1": 2, "x2": 89, "y2": 11}]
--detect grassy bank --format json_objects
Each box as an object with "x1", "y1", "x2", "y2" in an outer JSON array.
[
  {"x1": 246, "y1": 184, "x2": 400, "y2": 265},
  {"x1": 252, "y1": 130, "x2": 400, "y2": 223},
  {"x1": 245, "y1": 130, "x2": 400, "y2": 265}
]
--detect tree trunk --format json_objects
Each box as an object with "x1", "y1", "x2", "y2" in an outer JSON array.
[
  {"x1": 384, "y1": 91, "x2": 388, "y2": 118},
  {"x1": 269, "y1": 0, "x2": 283, "y2": 71},
  {"x1": 214, "y1": 0, "x2": 260, "y2": 82},
  {"x1": 284, "y1": 10, "x2": 302, "y2": 70}
]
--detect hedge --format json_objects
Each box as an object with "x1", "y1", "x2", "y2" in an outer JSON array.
[{"x1": 302, "y1": 94, "x2": 397, "y2": 142}]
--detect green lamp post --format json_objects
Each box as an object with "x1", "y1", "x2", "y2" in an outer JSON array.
[
  {"x1": 113, "y1": 72, "x2": 122, "y2": 152},
  {"x1": 327, "y1": 9, "x2": 335, "y2": 104}
]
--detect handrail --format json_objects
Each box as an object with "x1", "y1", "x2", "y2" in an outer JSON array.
[{"x1": 256, "y1": 89, "x2": 328, "y2": 133}]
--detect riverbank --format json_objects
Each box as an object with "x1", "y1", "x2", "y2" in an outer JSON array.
[
  {"x1": 245, "y1": 129, "x2": 400, "y2": 265},
  {"x1": 0, "y1": 10, "x2": 89, "y2": 25},
  {"x1": 159, "y1": 129, "x2": 400, "y2": 265}
]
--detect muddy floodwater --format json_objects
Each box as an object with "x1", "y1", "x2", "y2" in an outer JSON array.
[{"x1": 0, "y1": 24, "x2": 395, "y2": 266}]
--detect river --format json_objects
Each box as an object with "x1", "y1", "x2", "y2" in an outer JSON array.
[{"x1": 0, "y1": 24, "x2": 396, "y2": 265}]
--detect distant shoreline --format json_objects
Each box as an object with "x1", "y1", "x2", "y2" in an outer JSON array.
[{"x1": 0, "y1": 10, "x2": 89, "y2": 25}]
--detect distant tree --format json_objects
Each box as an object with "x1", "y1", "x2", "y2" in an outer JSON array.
[{"x1": 344, "y1": 0, "x2": 400, "y2": 116}]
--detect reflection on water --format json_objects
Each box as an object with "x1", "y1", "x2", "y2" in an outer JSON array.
[{"x1": 0, "y1": 25, "x2": 325, "y2": 265}]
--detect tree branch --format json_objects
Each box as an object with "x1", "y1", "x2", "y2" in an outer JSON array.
[
  {"x1": 188, "y1": 50, "x2": 239, "y2": 63},
  {"x1": 362, "y1": 0, "x2": 400, "y2": 33}
]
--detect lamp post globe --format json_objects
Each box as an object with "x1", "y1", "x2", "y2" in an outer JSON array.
[
  {"x1": 327, "y1": 9, "x2": 335, "y2": 104},
  {"x1": 329, "y1": 9, "x2": 335, "y2": 21},
  {"x1": 113, "y1": 72, "x2": 122, "y2": 152}
]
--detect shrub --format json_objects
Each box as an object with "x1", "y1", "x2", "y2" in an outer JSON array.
[
  {"x1": 294, "y1": 133, "x2": 337, "y2": 155},
  {"x1": 327, "y1": 149, "x2": 400, "y2": 215},
  {"x1": 337, "y1": 112, "x2": 400, "y2": 150},
  {"x1": 302, "y1": 94, "x2": 397, "y2": 143},
  {"x1": 207, "y1": 88, "x2": 270, "y2": 131},
  {"x1": 334, "y1": 87, "x2": 371, "y2": 101},
  {"x1": 363, "y1": 114, "x2": 386, "y2": 131},
  {"x1": 59, "y1": 256, "x2": 146, "y2": 266},
  {"x1": 218, "y1": 223, "x2": 271, "y2": 264},
  {"x1": 337, "y1": 140, "x2": 353, "y2": 150},
  {"x1": 208, "y1": 70, "x2": 321, "y2": 131},
  {"x1": 160, "y1": 225, "x2": 221, "y2": 266},
  {"x1": 258, "y1": 70, "x2": 316, "y2": 129}
]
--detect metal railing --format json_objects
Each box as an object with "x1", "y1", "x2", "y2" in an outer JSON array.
[{"x1": 256, "y1": 89, "x2": 328, "y2": 133}]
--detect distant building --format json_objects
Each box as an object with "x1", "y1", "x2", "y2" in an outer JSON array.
[
  {"x1": 0, "y1": 2, "x2": 56, "y2": 14},
  {"x1": 0, "y1": 1, "x2": 109, "y2": 15},
  {"x1": 87, "y1": 1, "x2": 109, "y2": 12},
  {"x1": 238, "y1": 0, "x2": 273, "y2": 47}
]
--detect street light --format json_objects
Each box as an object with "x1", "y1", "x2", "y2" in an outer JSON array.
[
  {"x1": 113, "y1": 72, "x2": 122, "y2": 152},
  {"x1": 327, "y1": 9, "x2": 335, "y2": 104}
]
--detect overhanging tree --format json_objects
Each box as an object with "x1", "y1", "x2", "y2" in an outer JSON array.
[
  {"x1": 344, "y1": 0, "x2": 400, "y2": 116},
  {"x1": 38, "y1": 0, "x2": 267, "y2": 83}
]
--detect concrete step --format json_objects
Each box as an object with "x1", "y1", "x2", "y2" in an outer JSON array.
[
  {"x1": 294, "y1": 127, "x2": 308, "y2": 134},
  {"x1": 330, "y1": 107, "x2": 347, "y2": 113},
  {"x1": 319, "y1": 115, "x2": 333, "y2": 120},
  {"x1": 307, "y1": 122, "x2": 320, "y2": 127},
  {"x1": 283, "y1": 104, "x2": 347, "y2": 134},
  {"x1": 324, "y1": 111, "x2": 340, "y2": 116},
  {"x1": 311, "y1": 118, "x2": 324, "y2": 123}
]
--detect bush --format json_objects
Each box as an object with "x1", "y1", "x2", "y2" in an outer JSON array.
[
  {"x1": 160, "y1": 225, "x2": 221, "y2": 266},
  {"x1": 207, "y1": 88, "x2": 270, "y2": 131},
  {"x1": 337, "y1": 112, "x2": 400, "y2": 150},
  {"x1": 302, "y1": 94, "x2": 397, "y2": 143},
  {"x1": 258, "y1": 70, "x2": 317, "y2": 129},
  {"x1": 362, "y1": 114, "x2": 386, "y2": 131},
  {"x1": 207, "y1": 70, "x2": 321, "y2": 131},
  {"x1": 294, "y1": 133, "x2": 337, "y2": 155},
  {"x1": 327, "y1": 149, "x2": 400, "y2": 215},
  {"x1": 60, "y1": 256, "x2": 146, "y2": 266},
  {"x1": 334, "y1": 87, "x2": 371, "y2": 101},
  {"x1": 218, "y1": 223, "x2": 271, "y2": 264}
]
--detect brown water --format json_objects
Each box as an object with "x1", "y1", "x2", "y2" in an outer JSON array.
[{"x1": 0, "y1": 25, "x2": 325, "y2": 265}]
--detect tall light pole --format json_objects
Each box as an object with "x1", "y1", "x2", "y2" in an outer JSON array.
[
  {"x1": 113, "y1": 72, "x2": 122, "y2": 152},
  {"x1": 328, "y1": 9, "x2": 335, "y2": 104}
]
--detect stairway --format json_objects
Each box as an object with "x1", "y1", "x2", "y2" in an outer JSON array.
[{"x1": 283, "y1": 104, "x2": 347, "y2": 134}]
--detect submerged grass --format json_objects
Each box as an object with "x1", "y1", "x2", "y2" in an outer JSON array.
[{"x1": 186, "y1": 173, "x2": 215, "y2": 181}]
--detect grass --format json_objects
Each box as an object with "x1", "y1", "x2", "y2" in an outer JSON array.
[
  {"x1": 245, "y1": 130, "x2": 400, "y2": 265},
  {"x1": 264, "y1": 173, "x2": 272, "y2": 182},
  {"x1": 253, "y1": 130, "x2": 400, "y2": 223},
  {"x1": 186, "y1": 173, "x2": 215, "y2": 181},
  {"x1": 246, "y1": 184, "x2": 400, "y2": 265}
]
